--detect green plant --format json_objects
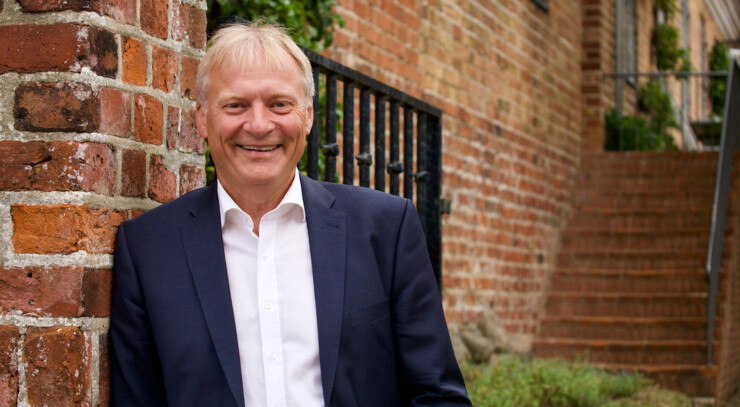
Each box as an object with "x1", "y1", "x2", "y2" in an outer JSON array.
[
  {"x1": 605, "y1": 109, "x2": 677, "y2": 151},
  {"x1": 207, "y1": 0, "x2": 344, "y2": 51},
  {"x1": 652, "y1": 23, "x2": 683, "y2": 71},
  {"x1": 638, "y1": 78, "x2": 678, "y2": 134},
  {"x1": 709, "y1": 41, "x2": 731, "y2": 117},
  {"x1": 461, "y1": 356, "x2": 653, "y2": 407},
  {"x1": 654, "y1": 0, "x2": 679, "y2": 19}
]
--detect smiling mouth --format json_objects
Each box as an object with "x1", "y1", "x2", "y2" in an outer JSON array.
[{"x1": 239, "y1": 145, "x2": 279, "y2": 152}]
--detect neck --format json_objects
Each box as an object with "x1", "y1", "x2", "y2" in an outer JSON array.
[{"x1": 219, "y1": 174, "x2": 295, "y2": 235}]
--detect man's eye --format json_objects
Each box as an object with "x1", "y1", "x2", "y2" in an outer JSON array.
[
  {"x1": 272, "y1": 101, "x2": 291, "y2": 110},
  {"x1": 224, "y1": 103, "x2": 244, "y2": 110}
]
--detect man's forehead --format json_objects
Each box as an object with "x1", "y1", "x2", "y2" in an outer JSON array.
[{"x1": 214, "y1": 47, "x2": 300, "y2": 76}]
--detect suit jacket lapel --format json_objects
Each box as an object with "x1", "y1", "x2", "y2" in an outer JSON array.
[
  {"x1": 180, "y1": 185, "x2": 245, "y2": 407},
  {"x1": 301, "y1": 175, "x2": 347, "y2": 406}
]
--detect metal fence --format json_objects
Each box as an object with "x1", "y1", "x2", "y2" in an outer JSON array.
[{"x1": 301, "y1": 47, "x2": 445, "y2": 289}]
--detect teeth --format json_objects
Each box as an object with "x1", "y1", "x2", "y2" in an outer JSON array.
[{"x1": 240, "y1": 145, "x2": 277, "y2": 151}]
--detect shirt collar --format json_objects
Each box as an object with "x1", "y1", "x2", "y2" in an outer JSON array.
[{"x1": 217, "y1": 169, "x2": 306, "y2": 228}]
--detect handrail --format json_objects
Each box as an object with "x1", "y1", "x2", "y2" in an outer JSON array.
[{"x1": 706, "y1": 58, "x2": 740, "y2": 366}]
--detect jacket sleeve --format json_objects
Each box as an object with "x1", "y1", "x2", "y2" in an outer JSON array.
[
  {"x1": 110, "y1": 222, "x2": 168, "y2": 406},
  {"x1": 391, "y1": 200, "x2": 472, "y2": 407}
]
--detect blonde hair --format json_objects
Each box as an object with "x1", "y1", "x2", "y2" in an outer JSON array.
[{"x1": 196, "y1": 22, "x2": 315, "y2": 108}]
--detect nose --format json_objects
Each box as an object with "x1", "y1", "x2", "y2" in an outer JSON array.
[{"x1": 242, "y1": 103, "x2": 275, "y2": 136}]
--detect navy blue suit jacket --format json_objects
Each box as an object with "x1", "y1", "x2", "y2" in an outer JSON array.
[{"x1": 110, "y1": 174, "x2": 471, "y2": 406}]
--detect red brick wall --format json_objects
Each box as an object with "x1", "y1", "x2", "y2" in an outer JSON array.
[
  {"x1": 0, "y1": 0, "x2": 206, "y2": 404},
  {"x1": 325, "y1": 0, "x2": 582, "y2": 348}
]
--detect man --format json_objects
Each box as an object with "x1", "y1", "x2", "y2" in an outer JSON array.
[{"x1": 110, "y1": 21, "x2": 471, "y2": 407}]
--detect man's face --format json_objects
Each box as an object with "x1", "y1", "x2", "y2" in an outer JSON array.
[{"x1": 196, "y1": 50, "x2": 313, "y2": 196}]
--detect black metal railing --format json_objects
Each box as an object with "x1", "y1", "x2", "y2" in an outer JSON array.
[
  {"x1": 301, "y1": 47, "x2": 445, "y2": 289},
  {"x1": 706, "y1": 58, "x2": 740, "y2": 365}
]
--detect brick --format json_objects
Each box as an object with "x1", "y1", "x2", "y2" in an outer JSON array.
[
  {"x1": 98, "y1": 333, "x2": 110, "y2": 407},
  {"x1": 122, "y1": 37, "x2": 147, "y2": 86},
  {"x1": 18, "y1": 0, "x2": 90, "y2": 11},
  {"x1": 0, "y1": 266, "x2": 84, "y2": 317},
  {"x1": 92, "y1": 0, "x2": 136, "y2": 25},
  {"x1": 166, "y1": 106, "x2": 180, "y2": 150},
  {"x1": 17, "y1": 0, "x2": 134, "y2": 21},
  {"x1": 148, "y1": 156, "x2": 176, "y2": 203},
  {"x1": 0, "y1": 141, "x2": 115, "y2": 195},
  {"x1": 15, "y1": 82, "x2": 100, "y2": 132},
  {"x1": 180, "y1": 165, "x2": 206, "y2": 195},
  {"x1": 181, "y1": 56, "x2": 199, "y2": 99},
  {"x1": 153, "y1": 46, "x2": 178, "y2": 93},
  {"x1": 0, "y1": 24, "x2": 116, "y2": 77},
  {"x1": 99, "y1": 87, "x2": 131, "y2": 137},
  {"x1": 180, "y1": 109, "x2": 205, "y2": 153},
  {"x1": 134, "y1": 94, "x2": 164, "y2": 145},
  {"x1": 0, "y1": 326, "x2": 19, "y2": 406},
  {"x1": 141, "y1": 0, "x2": 168, "y2": 39},
  {"x1": 81, "y1": 268, "x2": 111, "y2": 317},
  {"x1": 11, "y1": 205, "x2": 125, "y2": 255},
  {"x1": 24, "y1": 327, "x2": 89, "y2": 407},
  {"x1": 121, "y1": 149, "x2": 147, "y2": 197},
  {"x1": 172, "y1": 3, "x2": 206, "y2": 48}
]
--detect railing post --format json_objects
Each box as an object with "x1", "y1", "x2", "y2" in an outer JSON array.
[
  {"x1": 324, "y1": 73, "x2": 338, "y2": 183},
  {"x1": 308, "y1": 66, "x2": 321, "y2": 179},
  {"x1": 375, "y1": 94, "x2": 386, "y2": 192},
  {"x1": 706, "y1": 59, "x2": 740, "y2": 366},
  {"x1": 343, "y1": 80, "x2": 355, "y2": 184},
  {"x1": 389, "y1": 101, "x2": 402, "y2": 196},
  {"x1": 358, "y1": 87, "x2": 372, "y2": 187},
  {"x1": 403, "y1": 106, "x2": 414, "y2": 199},
  {"x1": 426, "y1": 115, "x2": 443, "y2": 290}
]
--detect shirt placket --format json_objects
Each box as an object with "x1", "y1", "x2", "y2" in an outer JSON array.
[{"x1": 256, "y1": 215, "x2": 287, "y2": 407}]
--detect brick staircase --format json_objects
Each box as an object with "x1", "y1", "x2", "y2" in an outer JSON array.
[{"x1": 534, "y1": 151, "x2": 723, "y2": 397}]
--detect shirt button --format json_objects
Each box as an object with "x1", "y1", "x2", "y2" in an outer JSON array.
[{"x1": 270, "y1": 353, "x2": 277, "y2": 360}]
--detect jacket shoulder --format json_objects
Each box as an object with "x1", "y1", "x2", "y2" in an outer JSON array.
[{"x1": 122, "y1": 185, "x2": 214, "y2": 230}]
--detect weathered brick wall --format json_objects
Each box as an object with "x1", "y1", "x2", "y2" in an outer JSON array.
[
  {"x1": 0, "y1": 0, "x2": 206, "y2": 404},
  {"x1": 325, "y1": 0, "x2": 582, "y2": 348}
]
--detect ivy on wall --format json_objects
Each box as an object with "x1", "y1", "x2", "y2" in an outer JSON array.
[
  {"x1": 605, "y1": 79, "x2": 678, "y2": 151},
  {"x1": 709, "y1": 41, "x2": 730, "y2": 118},
  {"x1": 651, "y1": 0, "x2": 691, "y2": 73}
]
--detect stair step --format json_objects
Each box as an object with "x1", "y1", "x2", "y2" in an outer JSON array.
[
  {"x1": 566, "y1": 211, "x2": 713, "y2": 230},
  {"x1": 557, "y1": 250, "x2": 708, "y2": 270},
  {"x1": 580, "y1": 151, "x2": 719, "y2": 174},
  {"x1": 574, "y1": 188, "x2": 716, "y2": 208},
  {"x1": 550, "y1": 269, "x2": 709, "y2": 293},
  {"x1": 538, "y1": 316, "x2": 714, "y2": 341},
  {"x1": 532, "y1": 339, "x2": 710, "y2": 365},
  {"x1": 545, "y1": 292, "x2": 708, "y2": 318},
  {"x1": 561, "y1": 233, "x2": 710, "y2": 252}
]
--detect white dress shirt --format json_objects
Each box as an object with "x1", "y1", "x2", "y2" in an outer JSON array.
[{"x1": 218, "y1": 170, "x2": 324, "y2": 407}]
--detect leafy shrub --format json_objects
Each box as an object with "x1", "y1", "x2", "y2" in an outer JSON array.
[
  {"x1": 652, "y1": 24, "x2": 684, "y2": 71},
  {"x1": 462, "y1": 356, "x2": 652, "y2": 407},
  {"x1": 605, "y1": 110, "x2": 676, "y2": 151},
  {"x1": 709, "y1": 41, "x2": 730, "y2": 118}
]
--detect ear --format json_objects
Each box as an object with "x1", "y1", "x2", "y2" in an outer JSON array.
[
  {"x1": 304, "y1": 103, "x2": 314, "y2": 135},
  {"x1": 196, "y1": 103, "x2": 208, "y2": 139}
]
